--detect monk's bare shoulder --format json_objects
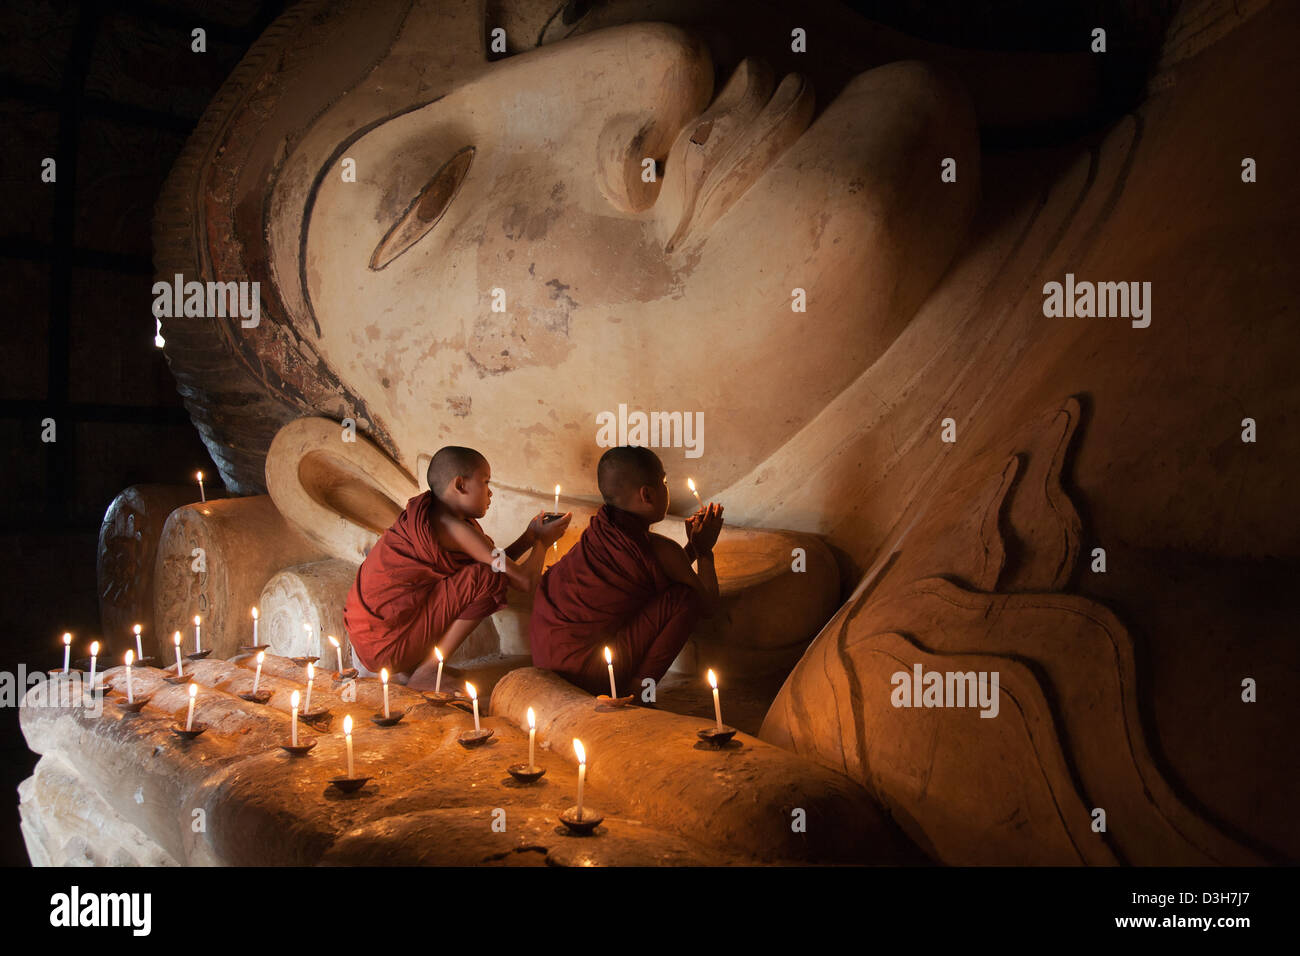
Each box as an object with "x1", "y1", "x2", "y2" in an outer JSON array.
[{"x1": 648, "y1": 532, "x2": 688, "y2": 571}]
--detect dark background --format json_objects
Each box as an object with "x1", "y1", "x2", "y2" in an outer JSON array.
[{"x1": 0, "y1": 0, "x2": 1174, "y2": 866}]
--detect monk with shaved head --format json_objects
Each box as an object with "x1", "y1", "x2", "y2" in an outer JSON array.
[
  {"x1": 344, "y1": 445, "x2": 570, "y2": 688},
  {"x1": 529, "y1": 446, "x2": 723, "y2": 698}
]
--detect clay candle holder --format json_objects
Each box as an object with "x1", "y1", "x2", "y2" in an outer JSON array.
[
  {"x1": 238, "y1": 689, "x2": 271, "y2": 704},
  {"x1": 457, "y1": 728, "x2": 494, "y2": 748},
  {"x1": 333, "y1": 668, "x2": 358, "y2": 683},
  {"x1": 595, "y1": 694, "x2": 634, "y2": 708},
  {"x1": 697, "y1": 726, "x2": 738, "y2": 747},
  {"x1": 421, "y1": 690, "x2": 458, "y2": 705},
  {"x1": 280, "y1": 738, "x2": 317, "y2": 756},
  {"x1": 370, "y1": 709, "x2": 406, "y2": 728},
  {"x1": 114, "y1": 694, "x2": 151, "y2": 714},
  {"x1": 162, "y1": 671, "x2": 195, "y2": 685},
  {"x1": 328, "y1": 776, "x2": 370, "y2": 793},
  {"x1": 300, "y1": 707, "x2": 332, "y2": 725},
  {"x1": 559, "y1": 807, "x2": 603, "y2": 834},
  {"x1": 170, "y1": 722, "x2": 207, "y2": 741},
  {"x1": 185, "y1": 649, "x2": 212, "y2": 662},
  {"x1": 507, "y1": 763, "x2": 546, "y2": 783},
  {"x1": 133, "y1": 657, "x2": 160, "y2": 668},
  {"x1": 289, "y1": 655, "x2": 318, "y2": 667},
  {"x1": 239, "y1": 644, "x2": 272, "y2": 654}
]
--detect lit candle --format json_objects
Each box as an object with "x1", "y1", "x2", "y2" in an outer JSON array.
[
  {"x1": 527, "y1": 706, "x2": 536, "y2": 768},
  {"x1": 251, "y1": 606, "x2": 258, "y2": 646},
  {"x1": 708, "y1": 668, "x2": 723, "y2": 732},
  {"x1": 573, "y1": 738, "x2": 587, "y2": 821},
  {"x1": 193, "y1": 615, "x2": 201, "y2": 654},
  {"x1": 185, "y1": 682, "x2": 197, "y2": 731},
  {"x1": 290, "y1": 689, "x2": 300, "y2": 747},
  {"x1": 125, "y1": 650, "x2": 135, "y2": 703},
  {"x1": 687, "y1": 477, "x2": 703, "y2": 509},
  {"x1": 467, "y1": 681, "x2": 480, "y2": 731},
  {"x1": 604, "y1": 646, "x2": 617, "y2": 698},
  {"x1": 304, "y1": 662, "x2": 314, "y2": 714},
  {"x1": 343, "y1": 714, "x2": 354, "y2": 778},
  {"x1": 381, "y1": 668, "x2": 390, "y2": 719},
  {"x1": 553, "y1": 484, "x2": 560, "y2": 512},
  {"x1": 196, "y1": 470, "x2": 205, "y2": 503},
  {"x1": 253, "y1": 651, "x2": 265, "y2": 694},
  {"x1": 89, "y1": 641, "x2": 100, "y2": 687},
  {"x1": 132, "y1": 623, "x2": 143, "y2": 659},
  {"x1": 434, "y1": 646, "x2": 444, "y2": 693},
  {"x1": 62, "y1": 632, "x2": 71, "y2": 675},
  {"x1": 172, "y1": 631, "x2": 183, "y2": 676},
  {"x1": 327, "y1": 635, "x2": 343, "y2": 673}
]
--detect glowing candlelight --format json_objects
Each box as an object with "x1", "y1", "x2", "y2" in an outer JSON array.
[
  {"x1": 290, "y1": 690, "x2": 300, "y2": 746},
  {"x1": 573, "y1": 738, "x2": 587, "y2": 821},
  {"x1": 434, "y1": 646, "x2": 444, "y2": 693},
  {"x1": 193, "y1": 615, "x2": 201, "y2": 653},
  {"x1": 132, "y1": 623, "x2": 143, "y2": 659},
  {"x1": 687, "y1": 477, "x2": 703, "y2": 509},
  {"x1": 604, "y1": 646, "x2": 617, "y2": 698},
  {"x1": 553, "y1": 484, "x2": 561, "y2": 511},
  {"x1": 381, "y1": 667, "x2": 390, "y2": 719},
  {"x1": 253, "y1": 651, "x2": 264, "y2": 694},
  {"x1": 172, "y1": 631, "x2": 183, "y2": 676},
  {"x1": 251, "y1": 606, "x2": 258, "y2": 646},
  {"x1": 305, "y1": 662, "x2": 315, "y2": 713},
  {"x1": 196, "y1": 470, "x2": 205, "y2": 503},
  {"x1": 185, "y1": 682, "x2": 197, "y2": 731},
  {"x1": 327, "y1": 635, "x2": 342, "y2": 673},
  {"x1": 527, "y1": 706, "x2": 536, "y2": 768},
  {"x1": 89, "y1": 641, "x2": 99, "y2": 687},
  {"x1": 467, "y1": 681, "x2": 480, "y2": 731},
  {"x1": 343, "y1": 714, "x2": 354, "y2": 778},
  {"x1": 708, "y1": 668, "x2": 723, "y2": 732},
  {"x1": 62, "y1": 632, "x2": 71, "y2": 675},
  {"x1": 125, "y1": 650, "x2": 135, "y2": 703}
]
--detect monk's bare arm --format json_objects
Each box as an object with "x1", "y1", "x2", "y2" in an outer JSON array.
[
  {"x1": 648, "y1": 534, "x2": 721, "y2": 616},
  {"x1": 440, "y1": 516, "x2": 536, "y2": 592}
]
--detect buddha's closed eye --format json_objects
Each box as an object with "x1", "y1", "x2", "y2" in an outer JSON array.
[{"x1": 369, "y1": 145, "x2": 475, "y2": 271}]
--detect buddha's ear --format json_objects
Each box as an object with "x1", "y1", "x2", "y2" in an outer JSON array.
[{"x1": 265, "y1": 417, "x2": 419, "y2": 564}]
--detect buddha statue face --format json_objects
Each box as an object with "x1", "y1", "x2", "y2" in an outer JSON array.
[{"x1": 280, "y1": 20, "x2": 978, "y2": 504}]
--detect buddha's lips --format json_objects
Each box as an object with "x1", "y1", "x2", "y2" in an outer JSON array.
[{"x1": 666, "y1": 69, "x2": 815, "y2": 253}]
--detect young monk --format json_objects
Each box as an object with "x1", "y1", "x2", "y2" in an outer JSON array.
[
  {"x1": 343, "y1": 446, "x2": 570, "y2": 690},
  {"x1": 529, "y1": 445, "x2": 723, "y2": 698}
]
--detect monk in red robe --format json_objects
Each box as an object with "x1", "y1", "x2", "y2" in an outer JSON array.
[
  {"x1": 529, "y1": 446, "x2": 723, "y2": 698},
  {"x1": 344, "y1": 446, "x2": 570, "y2": 689}
]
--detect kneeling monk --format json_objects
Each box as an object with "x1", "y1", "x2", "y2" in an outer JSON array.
[
  {"x1": 529, "y1": 445, "x2": 723, "y2": 697},
  {"x1": 344, "y1": 446, "x2": 570, "y2": 689}
]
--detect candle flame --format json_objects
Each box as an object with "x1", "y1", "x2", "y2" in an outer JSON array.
[
  {"x1": 189, "y1": 683, "x2": 197, "y2": 698},
  {"x1": 196, "y1": 471, "x2": 203, "y2": 481},
  {"x1": 173, "y1": 631, "x2": 181, "y2": 646},
  {"x1": 327, "y1": 635, "x2": 339, "y2": 649},
  {"x1": 90, "y1": 641, "x2": 99, "y2": 655},
  {"x1": 256, "y1": 650, "x2": 265, "y2": 664},
  {"x1": 380, "y1": 667, "x2": 388, "y2": 684},
  {"x1": 527, "y1": 706, "x2": 535, "y2": 729},
  {"x1": 62, "y1": 633, "x2": 71, "y2": 645},
  {"x1": 434, "y1": 646, "x2": 443, "y2": 662},
  {"x1": 125, "y1": 650, "x2": 134, "y2": 666},
  {"x1": 687, "y1": 477, "x2": 697, "y2": 492},
  {"x1": 554, "y1": 484, "x2": 561, "y2": 495},
  {"x1": 343, "y1": 714, "x2": 353, "y2": 735},
  {"x1": 604, "y1": 646, "x2": 612, "y2": 664},
  {"x1": 707, "y1": 668, "x2": 717, "y2": 689},
  {"x1": 194, "y1": 615, "x2": 200, "y2": 626},
  {"x1": 251, "y1": 606, "x2": 258, "y2": 620},
  {"x1": 133, "y1": 624, "x2": 142, "y2": 635},
  {"x1": 573, "y1": 738, "x2": 586, "y2": 764},
  {"x1": 466, "y1": 681, "x2": 477, "y2": 700},
  {"x1": 291, "y1": 690, "x2": 300, "y2": 708},
  {"x1": 306, "y1": 662, "x2": 314, "y2": 680},
  {"x1": 303, "y1": 622, "x2": 311, "y2": 633}
]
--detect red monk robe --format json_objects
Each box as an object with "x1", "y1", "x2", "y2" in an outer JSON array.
[
  {"x1": 344, "y1": 490, "x2": 508, "y2": 675},
  {"x1": 529, "y1": 504, "x2": 701, "y2": 696}
]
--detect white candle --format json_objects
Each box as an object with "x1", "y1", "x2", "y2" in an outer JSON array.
[
  {"x1": 687, "y1": 477, "x2": 703, "y2": 509},
  {"x1": 132, "y1": 624, "x2": 143, "y2": 658},
  {"x1": 196, "y1": 470, "x2": 205, "y2": 503},
  {"x1": 708, "y1": 668, "x2": 723, "y2": 731},
  {"x1": 89, "y1": 641, "x2": 99, "y2": 687},
  {"x1": 343, "y1": 714, "x2": 354, "y2": 778},
  {"x1": 327, "y1": 635, "x2": 342, "y2": 673},
  {"x1": 62, "y1": 633, "x2": 71, "y2": 675},
  {"x1": 125, "y1": 650, "x2": 135, "y2": 703},
  {"x1": 434, "y1": 646, "x2": 444, "y2": 693},
  {"x1": 573, "y1": 738, "x2": 586, "y2": 821},
  {"x1": 381, "y1": 668, "x2": 390, "y2": 719},
  {"x1": 467, "y1": 682, "x2": 479, "y2": 731},
  {"x1": 253, "y1": 650, "x2": 265, "y2": 694},
  {"x1": 290, "y1": 689, "x2": 300, "y2": 746},
  {"x1": 604, "y1": 646, "x2": 616, "y2": 698},
  {"x1": 251, "y1": 606, "x2": 258, "y2": 646},
  {"x1": 193, "y1": 615, "x2": 201, "y2": 653},
  {"x1": 185, "y1": 682, "x2": 197, "y2": 731},
  {"x1": 527, "y1": 706, "x2": 536, "y2": 768},
  {"x1": 172, "y1": 631, "x2": 183, "y2": 676},
  {"x1": 552, "y1": 485, "x2": 561, "y2": 551},
  {"x1": 305, "y1": 662, "x2": 314, "y2": 713}
]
